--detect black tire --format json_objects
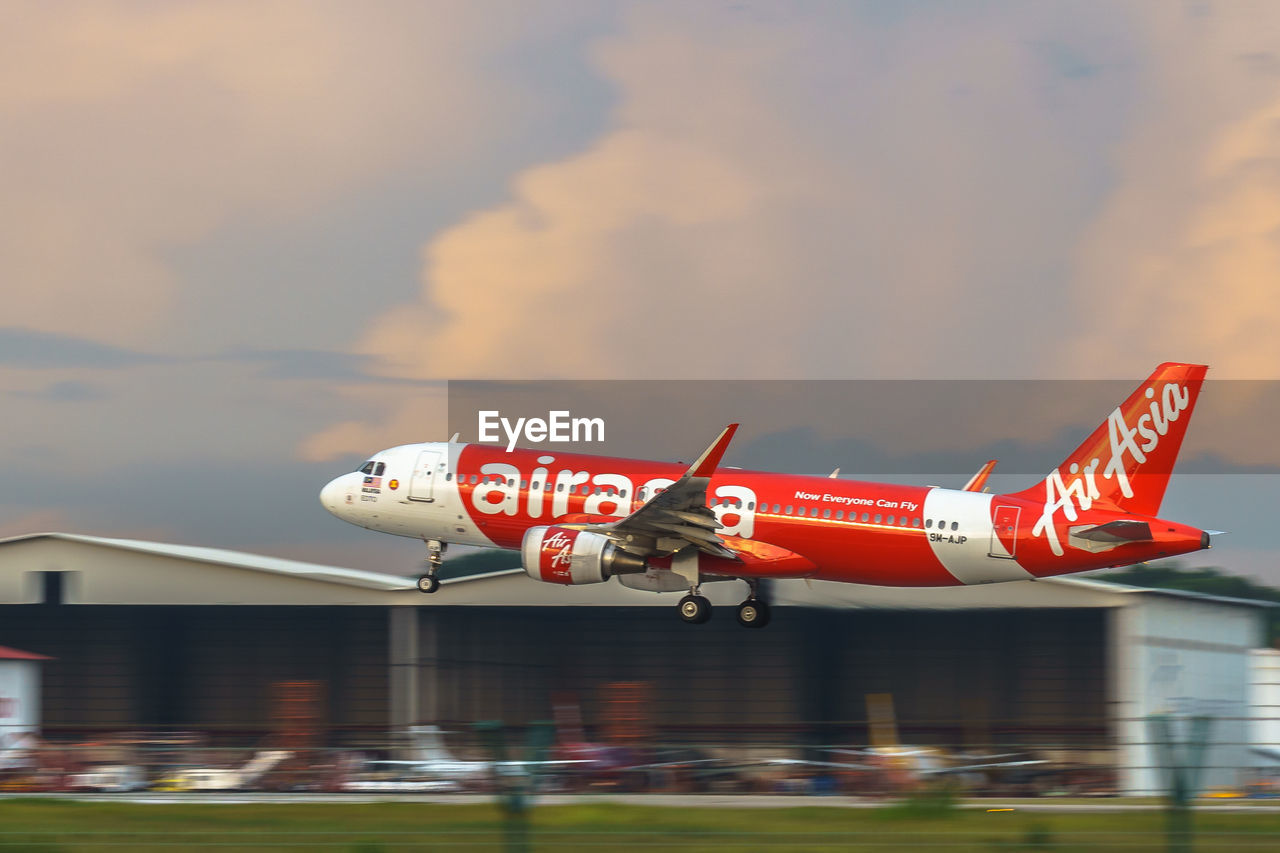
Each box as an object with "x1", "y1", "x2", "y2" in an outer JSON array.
[
  {"x1": 736, "y1": 599, "x2": 771, "y2": 628},
  {"x1": 417, "y1": 575, "x2": 440, "y2": 594},
  {"x1": 678, "y1": 594, "x2": 711, "y2": 624}
]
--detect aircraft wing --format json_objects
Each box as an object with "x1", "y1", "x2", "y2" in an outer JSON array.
[{"x1": 581, "y1": 424, "x2": 741, "y2": 561}]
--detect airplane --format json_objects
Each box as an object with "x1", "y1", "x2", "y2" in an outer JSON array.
[
  {"x1": 320, "y1": 362, "x2": 1213, "y2": 628},
  {"x1": 349, "y1": 724, "x2": 590, "y2": 792},
  {"x1": 356, "y1": 725, "x2": 494, "y2": 791},
  {"x1": 153, "y1": 749, "x2": 292, "y2": 792}
]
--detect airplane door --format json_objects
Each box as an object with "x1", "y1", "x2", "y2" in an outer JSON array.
[
  {"x1": 409, "y1": 449, "x2": 442, "y2": 502},
  {"x1": 989, "y1": 505, "x2": 1020, "y2": 559}
]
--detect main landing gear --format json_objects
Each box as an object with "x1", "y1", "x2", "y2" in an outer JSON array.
[
  {"x1": 417, "y1": 539, "x2": 446, "y2": 594},
  {"x1": 735, "y1": 579, "x2": 770, "y2": 629},
  {"x1": 678, "y1": 591, "x2": 712, "y2": 624},
  {"x1": 735, "y1": 597, "x2": 770, "y2": 629},
  {"x1": 676, "y1": 580, "x2": 771, "y2": 628}
]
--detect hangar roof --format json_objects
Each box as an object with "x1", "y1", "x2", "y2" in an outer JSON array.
[
  {"x1": 0, "y1": 532, "x2": 1270, "y2": 611},
  {"x1": 0, "y1": 645, "x2": 52, "y2": 660},
  {"x1": 0, "y1": 532, "x2": 415, "y2": 605}
]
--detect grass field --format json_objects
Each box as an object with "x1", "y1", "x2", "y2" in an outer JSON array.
[{"x1": 0, "y1": 798, "x2": 1278, "y2": 851}]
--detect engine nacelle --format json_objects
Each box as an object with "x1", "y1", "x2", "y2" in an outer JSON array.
[{"x1": 522, "y1": 525, "x2": 647, "y2": 585}]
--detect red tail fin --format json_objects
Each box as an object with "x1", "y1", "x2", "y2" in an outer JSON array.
[{"x1": 1013, "y1": 363, "x2": 1207, "y2": 516}]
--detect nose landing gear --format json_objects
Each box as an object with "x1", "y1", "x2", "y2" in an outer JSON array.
[{"x1": 416, "y1": 539, "x2": 447, "y2": 594}]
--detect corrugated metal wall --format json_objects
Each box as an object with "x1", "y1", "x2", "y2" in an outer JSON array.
[
  {"x1": 0, "y1": 603, "x2": 1107, "y2": 748},
  {"x1": 0, "y1": 606, "x2": 387, "y2": 740},
  {"x1": 416, "y1": 606, "x2": 1108, "y2": 748}
]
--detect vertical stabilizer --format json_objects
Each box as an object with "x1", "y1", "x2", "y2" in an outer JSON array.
[
  {"x1": 1012, "y1": 363, "x2": 1208, "y2": 517},
  {"x1": 407, "y1": 725, "x2": 456, "y2": 763}
]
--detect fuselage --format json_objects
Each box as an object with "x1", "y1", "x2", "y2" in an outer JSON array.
[{"x1": 320, "y1": 441, "x2": 1207, "y2": 587}]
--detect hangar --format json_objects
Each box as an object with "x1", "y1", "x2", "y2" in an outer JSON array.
[{"x1": 0, "y1": 532, "x2": 1268, "y2": 794}]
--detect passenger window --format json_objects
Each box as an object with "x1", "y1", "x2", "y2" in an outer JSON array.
[
  {"x1": 785, "y1": 505, "x2": 793, "y2": 515},
  {"x1": 937, "y1": 519, "x2": 945, "y2": 529},
  {"x1": 823, "y1": 509, "x2": 831, "y2": 519},
  {"x1": 951, "y1": 521, "x2": 959, "y2": 531},
  {"x1": 810, "y1": 507, "x2": 819, "y2": 518},
  {"x1": 747, "y1": 501, "x2": 754, "y2": 510},
  {"x1": 557, "y1": 483, "x2": 564, "y2": 492},
  {"x1": 874, "y1": 514, "x2": 882, "y2": 524},
  {"x1": 532, "y1": 481, "x2": 539, "y2": 490},
  {"x1": 445, "y1": 473, "x2": 453, "y2": 481},
  {"x1": 621, "y1": 490, "x2": 628, "y2": 498},
  {"x1": 836, "y1": 510, "x2": 844, "y2": 520},
  {"x1": 521, "y1": 480, "x2": 528, "y2": 489},
  {"x1": 861, "y1": 512, "x2": 870, "y2": 522},
  {"x1": 887, "y1": 515, "x2": 895, "y2": 525},
  {"x1": 912, "y1": 517, "x2": 921, "y2": 527}
]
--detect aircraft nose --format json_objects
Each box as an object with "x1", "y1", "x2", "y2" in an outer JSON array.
[{"x1": 319, "y1": 475, "x2": 351, "y2": 514}]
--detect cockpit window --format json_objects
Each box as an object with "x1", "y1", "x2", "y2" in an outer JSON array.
[
  {"x1": 374, "y1": 462, "x2": 386, "y2": 476},
  {"x1": 360, "y1": 461, "x2": 376, "y2": 475}
]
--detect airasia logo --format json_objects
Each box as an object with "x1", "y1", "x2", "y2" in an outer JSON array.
[
  {"x1": 540, "y1": 528, "x2": 578, "y2": 579},
  {"x1": 1032, "y1": 382, "x2": 1192, "y2": 556},
  {"x1": 465, "y1": 454, "x2": 757, "y2": 538}
]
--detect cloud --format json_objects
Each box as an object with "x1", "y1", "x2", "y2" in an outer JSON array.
[
  {"x1": 1067, "y1": 5, "x2": 1280, "y2": 378},
  {"x1": 216, "y1": 349, "x2": 397, "y2": 383},
  {"x1": 0, "y1": 327, "x2": 165, "y2": 368},
  {"x1": 0, "y1": 0, "x2": 602, "y2": 348},
  {"x1": 11, "y1": 380, "x2": 108, "y2": 403},
  {"x1": 303, "y1": 1, "x2": 1138, "y2": 455}
]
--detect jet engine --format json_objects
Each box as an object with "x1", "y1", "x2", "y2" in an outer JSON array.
[{"x1": 521, "y1": 525, "x2": 647, "y2": 585}]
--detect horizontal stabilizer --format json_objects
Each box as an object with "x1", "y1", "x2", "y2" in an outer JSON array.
[
  {"x1": 1074, "y1": 520, "x2": 1153, "y2": 543},
  {"x1": 1068, "y1": 519, "x2": 1153, "y2": 553}
]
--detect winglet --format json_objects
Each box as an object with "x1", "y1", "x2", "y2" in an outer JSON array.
[
  {"x1": 689, "y1": 423, "x2": 739, "y2": 479},
  {"x1": 962, "y1": 460, "x2": 997, "y2": 493}
]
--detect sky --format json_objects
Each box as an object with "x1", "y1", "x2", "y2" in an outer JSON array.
[{"x1": 4, "y1": 0, "x2": 1280, "y2": 580}]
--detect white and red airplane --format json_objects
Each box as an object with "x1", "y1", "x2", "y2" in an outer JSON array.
[{"x1": 320, "y1": 363, "x2": 1212, "y2": 628}]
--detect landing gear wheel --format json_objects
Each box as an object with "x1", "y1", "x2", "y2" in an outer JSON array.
[
  {"x1": 736, "y1": 599, "x2": 771, "y2": 628},
  {"x1": 418, "y1": 539, "x2": 446, "y2": 594},
  {"x1": 678, "y1": 594, "x2": 712, "y2": 624}
]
